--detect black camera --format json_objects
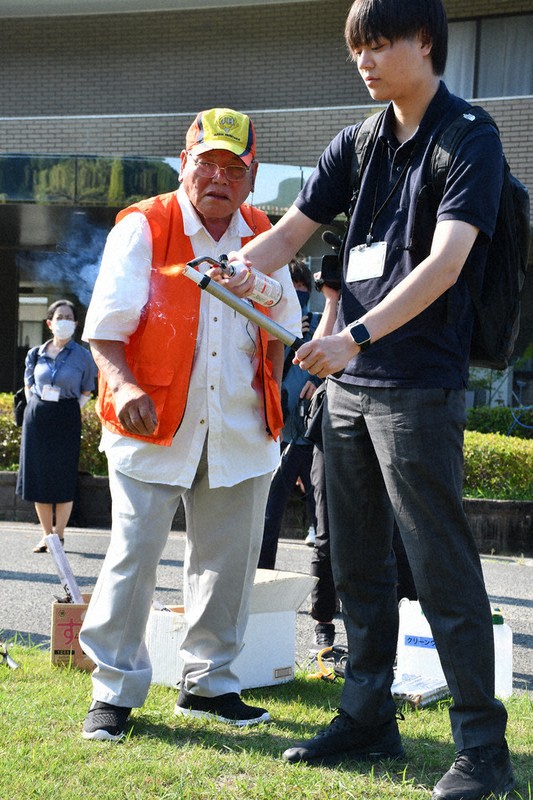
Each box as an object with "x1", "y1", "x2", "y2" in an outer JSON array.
[{"x1": 315, "y1": 231, "x2": 343, "y2": 292}]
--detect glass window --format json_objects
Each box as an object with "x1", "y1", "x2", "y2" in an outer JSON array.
[
  {"x1": 445, "y1": 21, "x2": 476, "y2": 98},
  {"x1": 18, "y1": 296, "x2": 48, "y2": 348},
  {"x1": 477, "y1": 15, "x2": 533, "y2": 97},
  {"x1": 446, "y1": 15, "x2": 533, "y2": 99}
]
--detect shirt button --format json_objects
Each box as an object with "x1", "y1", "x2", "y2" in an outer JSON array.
[
  {"x1": 210, "y1": 385, "x2": 215, "y2": 390},
  {"x1": 212, "y1": 351, "x2": 217, "y2": 357},
  {"x1": 213, "y1": 317, "x2": 218, "y2": 322},
  {"x1": 200, "y1": 419, "x2": 206, "y2": 425}
]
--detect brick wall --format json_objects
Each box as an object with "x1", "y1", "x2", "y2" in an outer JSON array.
[
  {"x1": 0, "y1": 0, "x2": 531, "y2": 196},
  {"x1": 0, "y1": 1, "x2": 357, "y2": 117},
  {"x1": 446, "y1": 0, "x2": 532, "y2": 16},
  {"x1": 1, "y1": 1, "x2": 530, "y2": 120}
]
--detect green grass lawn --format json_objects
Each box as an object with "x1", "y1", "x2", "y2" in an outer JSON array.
[{"x1": 0, "y1": 642, "x2": 531, "y2": 800}]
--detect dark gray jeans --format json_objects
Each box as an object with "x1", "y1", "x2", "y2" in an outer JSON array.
[{"x1": 323, "y1": 380, "x2": 507, "y2": 751}]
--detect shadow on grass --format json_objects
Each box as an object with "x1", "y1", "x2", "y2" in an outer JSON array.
[
  {"x1": 0, "y1": 629, "x2": 50, "y2": 648},
  {"x1": 125, "y1": 710, "x2": 451, "y2": 797},
  {"x1": 6, "y1": 644, "x2": 529, "y2": 798}
]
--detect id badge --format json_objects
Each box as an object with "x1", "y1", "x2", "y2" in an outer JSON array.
[
  {"x1": 346, "y1": 241, "x2": 387, "y2": 283},
  {"x1": 41, "y1": 384, "x2": 60, "y2": 402}
]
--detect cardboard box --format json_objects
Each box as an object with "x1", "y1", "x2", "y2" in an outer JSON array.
[
  {"x1": 50, "y1": 593, "x2": 94, "y2": 671},
  {"x1": 145, "y1": 569, "x2": 317, "y2": 690}
]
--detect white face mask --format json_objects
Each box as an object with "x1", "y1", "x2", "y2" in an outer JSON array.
[{"x1": 51, "y1": 319, "x2": 76, "y2": 340}]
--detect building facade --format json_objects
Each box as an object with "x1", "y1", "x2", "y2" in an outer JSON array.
[{"x1": 0, "y1": 0, "x2": 531, "y2": 394}]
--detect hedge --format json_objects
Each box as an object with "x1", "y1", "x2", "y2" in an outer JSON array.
[
  {"x1": 0, "y1": 395, "x2": 532, "y2": 500},
  {"x1": 466, "y1": 404, "x2": 533, "y2": 438},
  {"x1": 463, "y1": 431, "x2": 533, "y2": 500},
  {"x1": 0, "y1": 394, "x2": 107, "y2": 477}
]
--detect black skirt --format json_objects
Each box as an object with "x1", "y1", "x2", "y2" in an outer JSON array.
[{"x1": 16, "y1": 395, "x2": 82, "y2": 504}]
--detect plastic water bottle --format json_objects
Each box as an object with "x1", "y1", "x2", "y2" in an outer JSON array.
[
  {"x1": 396, "y1": 599, "x2": 445, "y2": 682},
  {"x1": 219, "y1": 255, "x2": 283, "y2": 307},
  {"x1": 492, "y1": 608, "x2": 513, "y2": 698}
]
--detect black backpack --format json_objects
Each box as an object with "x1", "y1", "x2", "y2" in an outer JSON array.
[{"x1": 349, "y1": 105, "x2": 531, "y2": 370}]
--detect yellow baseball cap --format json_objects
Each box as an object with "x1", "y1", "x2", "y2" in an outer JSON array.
[{"x1": 185, "y1": 108, "x2": 256, "y2": 167}]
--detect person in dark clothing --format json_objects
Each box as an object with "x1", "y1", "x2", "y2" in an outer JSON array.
[
  {"x1": 307, "y1": 444, "x2": 337, "y2": 650},
  {"x1": 259, "y1": 259, "x2": 320, "y2": 571},
  {"x1": 259, "y1": 261, "x2": 340, "y2": 653},
  {"x1": 229, "y1": 2, "x2": 514, "y2": 797}
]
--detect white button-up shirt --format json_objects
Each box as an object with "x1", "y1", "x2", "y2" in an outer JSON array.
[{"x1": 83, "y1": 187, "x2": 301, "y2": 488}]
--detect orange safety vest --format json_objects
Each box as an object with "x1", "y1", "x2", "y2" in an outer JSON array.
[{"x1": 96, "y1": 191, "x2": 283, "y2": 446}]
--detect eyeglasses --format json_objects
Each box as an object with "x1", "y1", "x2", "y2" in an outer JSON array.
[{"x1": 188, "y1": 153, "x2": 251, "y2": 182}]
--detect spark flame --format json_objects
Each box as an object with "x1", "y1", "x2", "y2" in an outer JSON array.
[{"x1": 159, "y1": 264, "x2": 187, "y2": 277}]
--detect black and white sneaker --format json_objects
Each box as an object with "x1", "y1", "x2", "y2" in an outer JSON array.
[
  {"x1": 309, "y1": 622, "x2": 336, "y2": 655},
  {"x1": 82, "y1": 700, "x2": 132, "y2": 741},
  {"x1": 175, "y1": 688, "x2": 270, "y2": 727}
]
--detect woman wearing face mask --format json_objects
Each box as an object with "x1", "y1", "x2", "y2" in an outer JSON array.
[{"x1": 16, "y1": 300, "x2": 97, "y2": 553}]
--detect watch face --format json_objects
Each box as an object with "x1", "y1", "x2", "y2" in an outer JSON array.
[{"x1": 350, "y1": 323, "x2": 371, "y2": 350}]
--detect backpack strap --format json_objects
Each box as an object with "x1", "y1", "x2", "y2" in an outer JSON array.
[
  {"x1": 429, "y1": 105, "x2": 499, "y2": 196},
  {"x1": 348, "y1": 110, "x2": 386, "y2": 219},
  {"x1": 429, "y1": 106, "x2": 505, "y2": 330},
  {"x1": 334, "y1": 110, "x2": 385, "y2": 266}
]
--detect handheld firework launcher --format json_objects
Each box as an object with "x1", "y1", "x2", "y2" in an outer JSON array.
[{"x1": 183, "y1": 256, "x2": 304, "y2": 351}]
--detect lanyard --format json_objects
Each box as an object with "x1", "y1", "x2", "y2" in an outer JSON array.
[
  {"x1": 44, "y1": 346, "x2": 71, "y2": 386},
  {"x1": 366, "y1": 140, "x2": 417, "y2": 246}
]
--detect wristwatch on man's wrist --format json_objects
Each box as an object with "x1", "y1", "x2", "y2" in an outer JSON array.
[{"x1": 348, "y1": 320, "x2": 372, "y2": 351}]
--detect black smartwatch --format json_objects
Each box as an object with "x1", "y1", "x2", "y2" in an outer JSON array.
[{"x1": 349, "y1": 321, "x2": 372, "y2": 351}]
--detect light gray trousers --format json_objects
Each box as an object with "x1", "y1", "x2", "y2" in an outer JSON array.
[{"x1": 79, "y1": 449, "x2": 271, "y2": 708}]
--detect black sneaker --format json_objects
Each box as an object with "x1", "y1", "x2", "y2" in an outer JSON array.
[
  {"x1": 283, "y1": 709, "x2": 406, "y2": 764},
  {"x1": 82, "y1": 700, "x2": 132, "y2": 741},
  {"x1": 174, "y1": 688, "x2": 270, "y2": 727},
  {"x1": 432, "y1": 741, "x2": 516, "y2": 800},
  {"x1": 309, "y1": 622, "x2": 336, "y2": 655}
]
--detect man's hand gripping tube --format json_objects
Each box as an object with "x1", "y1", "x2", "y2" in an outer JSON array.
[{"x1": 183, "y1": 259, "x2": 303, "y2": 351}]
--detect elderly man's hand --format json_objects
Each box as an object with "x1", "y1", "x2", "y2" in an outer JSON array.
[
  {"x1": 114, "y1": 383, "x2": 158, "y2": 435},
  {"x1": 208, "y1": 261, "x2": 256, "y2": 299}
]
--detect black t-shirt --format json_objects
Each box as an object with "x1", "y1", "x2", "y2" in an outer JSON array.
[{"x1": 295, "y1": 82, "x2": 504, "y2": 389}]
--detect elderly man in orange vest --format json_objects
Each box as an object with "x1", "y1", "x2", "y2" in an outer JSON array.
[{"x1": 80, "y1": 108, "x2": 301, "y2": 741}]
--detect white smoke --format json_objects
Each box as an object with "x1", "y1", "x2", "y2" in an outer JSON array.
[{"x1": 22, "y1": 213, "x2": 108, "y2": 308}]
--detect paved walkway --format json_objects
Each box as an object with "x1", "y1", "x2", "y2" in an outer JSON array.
[{"x1": 0, "y1": 521, "x2": 531, "y2": 693}]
